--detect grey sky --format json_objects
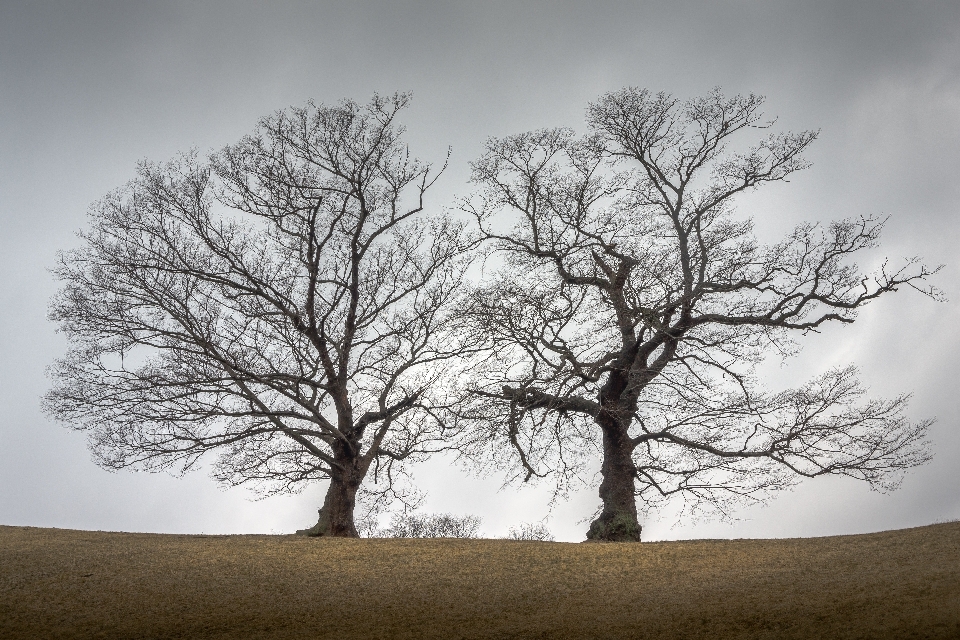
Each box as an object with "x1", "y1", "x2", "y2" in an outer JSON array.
[{"x1": 1, "y1": 0, "x2": 958, "y2": 541}]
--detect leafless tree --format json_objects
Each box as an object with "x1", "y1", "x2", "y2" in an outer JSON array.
[
  {"x1": 45, "y1": 94, "x2": 476, "y2": 537},
  {"x1": 459, "y1": 88, "x2": 941, "y2": 541}
]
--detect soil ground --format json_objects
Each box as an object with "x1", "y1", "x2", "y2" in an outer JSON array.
[{"x1": 1, "y1": 522, "x2": 958, "y2": 639}]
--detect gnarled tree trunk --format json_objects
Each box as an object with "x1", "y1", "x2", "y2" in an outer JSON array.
[
  {"x1": 587, "y1": 417, "x2": 641, "y2": 542},
  {"x1": 297, "y1": 446, "x2": 362, "y2": 537},
  {"x1": 296, "y1": 475, "x2": 360, "y2": 537}
]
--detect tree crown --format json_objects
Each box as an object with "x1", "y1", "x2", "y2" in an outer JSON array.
[{"x1": 459, "y1": 88, "x2": 939, "y2": 517}]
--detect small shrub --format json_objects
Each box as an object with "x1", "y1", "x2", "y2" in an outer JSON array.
[
  {"x1": 505, "y1": 522, "x2": 555, "y2": 541},
  {"x1": 355, "y1": 514, "x2": 386, "y2": 538},
  {"x1": 385, "y1": 512, "x2": 483, "y2": 538}
]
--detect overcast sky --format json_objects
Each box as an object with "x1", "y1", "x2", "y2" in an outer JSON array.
[{"x1": 1, "y1": 0, "x2": 958, "y2": 542}]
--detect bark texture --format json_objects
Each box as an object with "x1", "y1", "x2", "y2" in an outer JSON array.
[
  {"x1": 297, "y1": 474, "x2": 360, "y2": 537},
  {"x1": 587, "y1": 422, "x2": 641, "y2": 541}
]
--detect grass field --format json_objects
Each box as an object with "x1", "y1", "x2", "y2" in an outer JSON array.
[{"x1": 1, "y1": 522, "x2": 958, "y2": 639}]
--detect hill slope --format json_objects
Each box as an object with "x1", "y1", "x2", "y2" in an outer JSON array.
[{"x1": 1, "y1": 522, "x2": 958, "y2": 639}]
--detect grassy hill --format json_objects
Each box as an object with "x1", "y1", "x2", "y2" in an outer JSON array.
[{"x1": 1, "y1": 522, "x2": 958, "y2": 639}]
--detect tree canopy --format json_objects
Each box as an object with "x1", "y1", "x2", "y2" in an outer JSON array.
[
  {"x1": 46, "y1": 94, "x2": 475, "y2": 537},
  {"x1": 46, "y1": 88, "x2": 940, "y2": 541},
  {"x1": 459, "y1": 88, "x2": 940, "y2": 541}
]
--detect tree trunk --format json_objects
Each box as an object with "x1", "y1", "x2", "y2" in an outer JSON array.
[
  {"x1": 296, "y1": 474, "x2": 359, "y2": 537},
  {"x1": 587, "y1": 418, "x2": 641, "y2": 542},
  {"x1": 297, "y1": 466, "x2": 361, "y2": 537}
]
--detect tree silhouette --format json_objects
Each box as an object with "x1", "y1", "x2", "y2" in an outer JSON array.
[
  {"x1": 46, "y1": 94, "x2": 475, "y2": 537},
  {"x1": 460, "y1": 88, "x2": 940, "y2": 541}
]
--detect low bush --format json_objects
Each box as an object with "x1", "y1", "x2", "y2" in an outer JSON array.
[
  {"x1": 377, "y1": 512, "x2": 484, "y2": 538},
  {"x1": 504, "y1": 522, "x2": 555, "y2": 541}
]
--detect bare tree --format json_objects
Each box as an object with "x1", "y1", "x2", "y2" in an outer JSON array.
[
  {"x1": 460, "y1": 88, "x2": 941, "y2": 541},
  {"x1": 45, "y1": 93, "x2": 476, "y2": 537}
]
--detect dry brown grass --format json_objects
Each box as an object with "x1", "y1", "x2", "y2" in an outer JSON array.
[{"x1": 1, "y1": 522, "x2": 958, "y2": 639}]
